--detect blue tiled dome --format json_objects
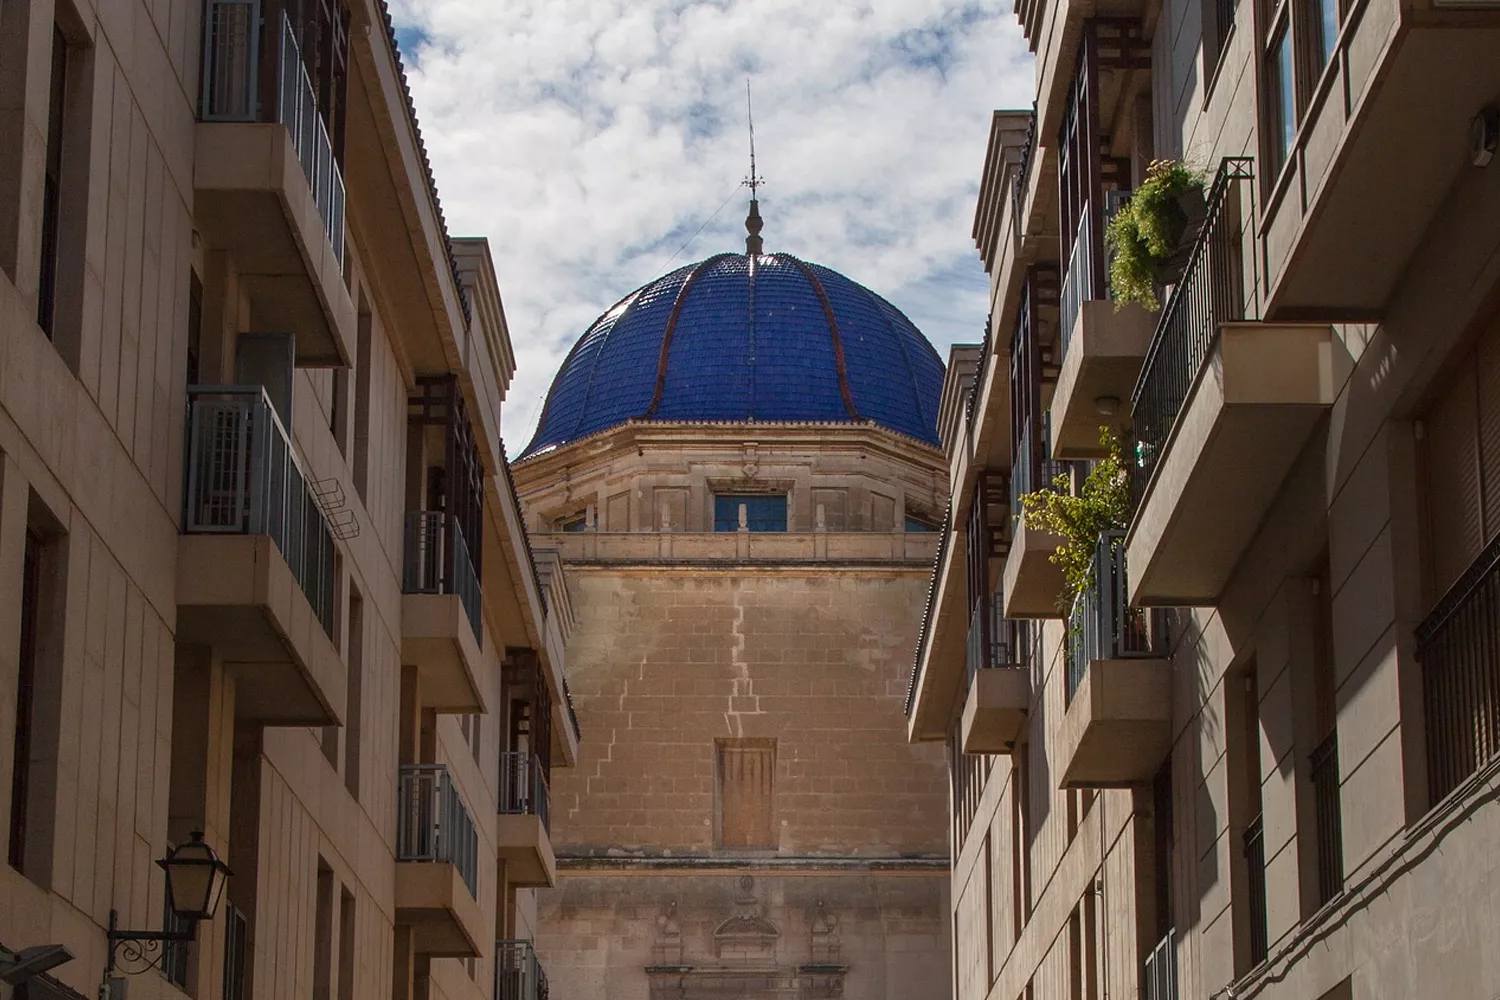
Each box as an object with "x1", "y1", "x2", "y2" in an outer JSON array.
[{"x1": 521, "y1": 252, "x2": 945, "y2": 457}]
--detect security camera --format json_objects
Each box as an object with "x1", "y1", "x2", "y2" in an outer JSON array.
[{"x1": 0, "y1": 944, "x2": 74, "y2": 985}]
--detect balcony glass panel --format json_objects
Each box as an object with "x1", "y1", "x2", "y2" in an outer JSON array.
[
  {"x1": 496, "y1": 940, "x2": 547, "y2": 1000},
  {"x1": 499, "y1": 751, "x2": 552, "y2": 834},
  {"x1": 1066, "y1": 530, "x2": 1159, "y2": 700},
  {"x1": 200, "y1": 3, "x2": 346, "y2": 263},
  {"x1": 404, "y1": 511, "x2": 483, "y2": 644},
  {"x1": 397, "y1": 764, "x2": 479, "y2": 899}
]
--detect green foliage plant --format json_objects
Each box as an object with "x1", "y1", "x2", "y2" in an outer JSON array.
[
  {"x1": 1105, "y1": 159, "x2": 1206, "y2": 311},
  {"x1": 1018, "y1": 428, "x2": 1132, "y2": 611}
]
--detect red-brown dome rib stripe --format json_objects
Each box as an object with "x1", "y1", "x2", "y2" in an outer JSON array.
[
  {"x1": 644, "y1": 254, "x2": 733, "y2": 419},
  {"x1": 787, "y1": 257, "x2": 862, "y2": 421}
]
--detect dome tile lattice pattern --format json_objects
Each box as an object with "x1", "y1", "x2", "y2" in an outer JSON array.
[{"x1": 521, "y1": 252, "x2": 945, "y2": 457}]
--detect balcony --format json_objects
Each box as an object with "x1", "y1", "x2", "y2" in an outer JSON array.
[
  {"x1": 1416, "y1": 534, "x2": 1500, "y2": 804},
  {"x1": 1051, "y1": 206, "x2": 1157, "y2": 460},
  {"x1": 402, "y1": 512, "x2": 485, "y2": 713},
  {"x1": 194, "y1": 3, "x2": 354, "y2": 365},
  {"x1": 395, "y1": 764, "x2": 483, "y2": 957},
  {"x1": 961, "y1": 607, "x2": 1030, "y2": 754},
  {"x1": 1002, "y1": 420, "x2": 1069, "y2": 618},
  {"x1": 1258, "y1": 0, "x2": 1500, "y2": 318},
  {"x1": 496, "y1": 940, "x2": 549, "y2": 1000},
  {"x1": 176, "y1": 386, "x2": 343, "y2": 726},
  {"x1": 1057, "y1": 533, "x2": 1171, "y2": 788},
  {"x1": 1127, "y1": 161, "x2": 1335, "y2": 605},
  {"x1": 497, "y1": 751, "x2": 556, "y2": 888}
]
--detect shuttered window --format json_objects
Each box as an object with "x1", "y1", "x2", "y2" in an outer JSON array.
[
  {"x1": 1423, "y1": 317, "x2": 1500, "y2": 598},
  {"x1": 716, "y1": 740, "x2": 776, "y2": 849}
]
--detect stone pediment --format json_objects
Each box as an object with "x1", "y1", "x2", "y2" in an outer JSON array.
[{"x1": 646, "y1": 879, "x2": 848, "y2": 999}]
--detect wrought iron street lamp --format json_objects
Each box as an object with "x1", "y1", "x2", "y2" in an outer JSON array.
[{"x1": 104, "y1": 832, "x2": 232, "y2": 979}]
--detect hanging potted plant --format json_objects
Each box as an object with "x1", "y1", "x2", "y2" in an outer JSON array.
[
  {"x1": 1018, "y1": 429, "x2": 1132, "y2": 614},
  {"x1": 1105, "y1": 160, "x2": 1207, "y2": 310}
]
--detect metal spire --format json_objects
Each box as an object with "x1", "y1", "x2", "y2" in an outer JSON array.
[{"x1": 744, "y1": 81, "x2": 764, "y2": 256}]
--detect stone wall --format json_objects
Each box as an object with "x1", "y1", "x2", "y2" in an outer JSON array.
[{"x1": 536, "y1": 563, "x2": 952, "y2": 998}]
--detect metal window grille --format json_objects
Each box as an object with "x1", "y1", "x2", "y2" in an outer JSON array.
[
  {"x1": 222, "y1": 902, "x2": 249, "y2": 1000},
  {"x1": 1310, "y1": 731, "x2": 1344, "y2": 904},
  {"x1": 1415, "y1": 530, "x2": 1500, "y2": 804},
  {"x1": 396, "y1": 764, "x2": 479, "y2": 898},
  {"x1": 1142, "y1": 928, "x2": 1177, "y2": 1000},
  {"x1": 183, "y1": 386, "x2": 337, "y2": 638},
  {"x1": 161, "y1": 889, "x2": 192, "y2": 988},
  {"x1": 1066, "y1": 531, "x2": 1157, "y2": 700},
  {"x1": 1130, "y1": 158, "x2": 1256, "y2": 511},
  {"x1": 1243, "y1": 814, "x2": 1268, "y2": 965},
  {"x1": 498, "y1": 751, "x2": 552, "y2": 833}
]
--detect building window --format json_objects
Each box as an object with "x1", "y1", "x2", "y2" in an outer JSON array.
[
  {"x1": 162, "y1": 860, "x2": 193, "y2": 988},
  {"x1": 8, "y1": 521, "x2": 60, "y2": 883},
  {"x1": 223, "y1": 902, "x2": 249, "y2": 1000},
  {"x1": 713, "y1": 494, "x2": 787, "y2": 533},
  {"x1": 1262, "y1": 0, "x2": 1343, "y2": 185},
  {"x1": 905, "y1": 515, "x2": 940, "y2": 533},
  {"x1": 1204, "y1": 0, "x2": 1237, "y2": 79},
  {"x1": 344, "y1": 586, "x2": 363, "y2": 800},
  {"x1": 36, "y1": 27, "x2": 69, "y2": 337},
  {"x1": 715, "y1": 740, "x2": 776, "y2": 849},
  {"x1": 1264, "y1": 17, "x2": 1295, "y2": 179},
  {"x1": 556, "y1": 512, "x2": 587, "y2": 532}
]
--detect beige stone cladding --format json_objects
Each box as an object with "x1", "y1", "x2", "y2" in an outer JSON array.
[
  {"x1": 514, "y1": 426, "x2": 954, "y2": 999},
  {"x1": 913, "y1": 0, "x2": 1500, "y2": 993},
  {"x1": 0, "y1": 2, "x2": 562, "y2": 1000}
]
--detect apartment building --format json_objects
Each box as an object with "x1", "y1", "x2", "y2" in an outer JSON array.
[
  {"x1": 509, "y1": 234, "x2": 954, "y2": 999},
  {"x1": 0, "y1": 2, "x2": 574, "y2": 999},
  {"x1": 909, "y1": 0, "x2": 1500, "y2": 998}
]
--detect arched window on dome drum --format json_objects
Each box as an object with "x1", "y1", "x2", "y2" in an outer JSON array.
[{"x1": 713, "y1": 495, "x2": 788, "y2": 533}]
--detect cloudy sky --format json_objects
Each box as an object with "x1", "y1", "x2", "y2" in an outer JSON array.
[{"x1": 386, "y1": 0, "x2": 1035, "y2": 448}]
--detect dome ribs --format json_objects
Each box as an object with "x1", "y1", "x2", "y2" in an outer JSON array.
[
  {"x1": 645, "y1": 254, "x2": 732, "y2": 420},
  {"x1": 786, "y1": 256, "x2": 862, "y2": 422}
]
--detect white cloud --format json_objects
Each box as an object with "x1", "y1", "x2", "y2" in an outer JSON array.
[{"x1": 388, "y1": 0, "x2": 1035, "y2": 447}]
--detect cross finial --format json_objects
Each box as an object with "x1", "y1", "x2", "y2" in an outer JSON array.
[{"x1": 744, "y1": 80, "x2": 764, "y2": 255}]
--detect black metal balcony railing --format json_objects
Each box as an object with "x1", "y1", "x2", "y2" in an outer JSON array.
[
  {"x1": 1310, "y1": 731, "x2": 1344, "y2": 905},
  {"x1": 1066, "y1": 530, "x2": 1157, "y2": 700},
  {"x1": 404, "y1": 511, "x2": 483, "y2": 644},
  {"x1": 1244, "y1": 813, "x2": 1268, "y2": 965},
  {"x1": 1142, "y1": 928, "x2": 1177, "y2": 1000},
  {"x1": 183, "y1": 385, "x2": 337, "y2": 638},
  {"x1": 1415, "y1": 530, "x2": 1500, "y2": 805},
  {"x1": 200, "y1": 2, "x2": 346, "y2": 264},
  {"x1": 396, "y1": 764, "x2": 479, "y2": 899},
  {"x1": 499, "y1": 750, "x2": 552, "y2": 834},
  {"x1": 1129, "y1": 157, "x2": 1257, "y2": 509},
  {"x1": 1009, "y1": 104, "x2": 1038, "y2": 247}
]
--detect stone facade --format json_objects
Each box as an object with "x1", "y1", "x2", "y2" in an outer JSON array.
[
  {"x1": 912, "y1": 3, "x2": 1500, "y2": 1000},
  {"x1": 515, "y1": 426, "x2": 954, "y2": 1000},
  {"x1": 0, "y1": 4, "x2": 569, "y2": 1000}
]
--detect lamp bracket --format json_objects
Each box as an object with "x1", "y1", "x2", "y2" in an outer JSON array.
[{"x1": 105, "y1": 911, "x2": 196, "y2": 977}]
